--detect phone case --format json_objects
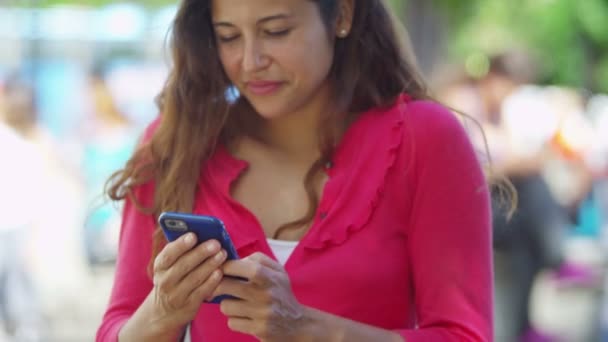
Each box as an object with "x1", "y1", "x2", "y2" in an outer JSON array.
[{"x1": 158, "y1": 212, "x2": 240, "y2": 303}]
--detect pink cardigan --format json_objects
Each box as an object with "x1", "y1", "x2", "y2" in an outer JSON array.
[{"x1": 97, "y1": 96, "x2": 493, "y2": 341}]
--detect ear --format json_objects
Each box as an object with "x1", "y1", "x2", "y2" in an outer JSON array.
[{"x1": 335, "y1": 0, "x2": 355, "y2": 38}]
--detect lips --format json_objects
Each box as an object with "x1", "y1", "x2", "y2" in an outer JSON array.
[{"x1": 246, "y1": 80, "x2": 284, "y2": 96}]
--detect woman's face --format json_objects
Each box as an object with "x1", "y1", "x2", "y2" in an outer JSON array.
[{"x1": 212, "y1": 0, "x2": 336, "y2": 120}]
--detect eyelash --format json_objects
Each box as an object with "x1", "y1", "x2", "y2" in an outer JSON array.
[
  {"x1": 218, "y1": 36, "x2": 239, "y2": 43},
  {"x1": 217, "y1": 29, "x2": 291, "y2": 43},
  {"x1": 266, "y1": 29, "x2": 290, "y2": 37}
]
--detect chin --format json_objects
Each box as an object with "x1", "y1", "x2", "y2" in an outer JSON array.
[{"x1": 246, "y1": 98, "x2": 292, "y2": 121}]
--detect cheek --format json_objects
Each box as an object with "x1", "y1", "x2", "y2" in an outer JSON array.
[
  {"x1": 277, "y1": 39, "x2": 334, "y2": 85},
  {"x1": 219, "y1": 48, "x2": 241, "y2": 81}
]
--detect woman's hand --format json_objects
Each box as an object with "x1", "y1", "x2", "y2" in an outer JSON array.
[
  {"x1": 150, "y1": 233, "x2": 228, "y2": 330},
  {"x1": 213, "y1": 252, "x2": 310, "y2": 341}
]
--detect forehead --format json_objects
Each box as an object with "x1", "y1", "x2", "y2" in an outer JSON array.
[{"x1": 211, "y1": 0, "x2": 313, "y2": 23}]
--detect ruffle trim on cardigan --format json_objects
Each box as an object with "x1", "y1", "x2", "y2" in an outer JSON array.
[
  {"x1": 196, "y1": 94, "x2": 411, "y2": 253},
  {"x1": 302, "y1": 95, "x2": 410, "y2": 250}
]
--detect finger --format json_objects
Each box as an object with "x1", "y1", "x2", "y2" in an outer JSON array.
[
  {"x1": 188, "y1": 268, "x2": 224, "y2": 303},
  {"x1": 219, "y1": 298, "x2": 264, "y2": 319},
  {"x1": 226, "y1": 317, "x2": 256, "y2": 337},
  {"x1": 247, "y1": 252, "x2": 283, "y2": 272},
  {"x1": 176, "y1": 249, "x2": 227, "y2": 299},
  {"x1": 222, "y1": 259, "x2": 274, "y2": 287},
  {"x1": 221, "y1": 259, "x2": 253, "y2": 279},
  {"x1": 163, "y1": 240, "x2": 222, "y2": 287},
  {"x1": 153, "y1": 233, "x2": 197, "y2": 273},
  {"x1": 213, "y1": 276, "x2": 258, "y2": 301}
]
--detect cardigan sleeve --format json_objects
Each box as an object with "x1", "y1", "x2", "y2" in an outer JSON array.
[
  {"x1": 96, "y1": 118, "x2": 160, "y2": 342},
  {"x1": 95, "y1": 184, "x2": 157, "y2": 342},
  {"x1": 396, "y1": 101, "x2": 493, "y2": 341}
]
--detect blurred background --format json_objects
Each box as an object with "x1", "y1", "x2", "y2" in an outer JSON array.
[{"x1": 0, "y1": 0, "x2": 606, "y2": 341}]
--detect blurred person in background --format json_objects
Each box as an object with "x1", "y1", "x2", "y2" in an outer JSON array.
[
  {"x1": 574, "y1": 94, "x2": 608, "y2": 237},
  {"x1": 586, "y1": 95, "x2": 608, "y2": 179},
  {"x1": 542, "y1": 87, "x2": 596, "y2": 223},
  {"x1": 582, "y1": 94, "x2": 608, "y2": 341},
  {"x1": 81, "y1": 65, "x2": 138, "y2": 266},
  {"x1": 441, "y1": 53, "x2": 600, "y2": 342},
  {"x1": 585, "y1": 95, "x2": 608, "y2": 242},
  {"x1": 1, "y1": 71, "x2": 91, "y2": 341},
  {"x1": 0, "y1": 74, "x2": 46, "y2": 341},
  {"x1": 97, "y1": 0, "x2": 495, "y2": 341}
]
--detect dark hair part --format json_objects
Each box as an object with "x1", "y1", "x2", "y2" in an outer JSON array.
[{"x1": 105, "y1": 0, "x2": 438, "y2": 273}]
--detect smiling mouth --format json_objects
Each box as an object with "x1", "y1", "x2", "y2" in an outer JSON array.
[{"x1": 246, "y1": 81, "x2": 284, "y2": 96}]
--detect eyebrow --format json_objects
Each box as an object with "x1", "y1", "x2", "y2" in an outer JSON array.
[{"x1": 213, "y1": 13, "x2": 293, "y2": 28}]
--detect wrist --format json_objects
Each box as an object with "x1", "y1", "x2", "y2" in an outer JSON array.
[
  {"x1": 121, "y1": 293, "x2": 185, "y2": 342},
  {"x1": 295, "y1": 307, "x2": 343, "y2": 342},
  {"x1": 119, "y1": 314, "x2": 184, "y2": 342}
]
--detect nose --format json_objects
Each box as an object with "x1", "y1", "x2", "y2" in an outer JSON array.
[{"x1": 242, "y1": 38, "x2": 270, "y2": 73}]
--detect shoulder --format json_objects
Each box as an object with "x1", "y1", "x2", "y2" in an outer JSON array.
[
  {"x1": 120, "y1": 116, "x2": 161, "y2": 207},
  {"x1": 371, "y1": 95, "x2": 461, "y2": 129},
  {"x1": 139, "y1": 116, "x2": 162, "y2": 145},
  {"x1": 0, "y1": 123, "x2": 26, "y2": 147},
  {"x1": 400, "y1": 99, "x2": 473, "y2": 153},
  {"x1": 0, "y1": 123, "x2": 42, "y2": 164},
  {"x1": 403, "y1": 99, "x2": 463, "y2": 136},
  {"x1": 379, "y1": 97, "x2": 482, "y2": 177},
  {"x1": 373, "y1": 96, "x2": 467, "y2": 145},
  {"x1": 356, "y1": 96, "x2": 470, "y2": 154}
]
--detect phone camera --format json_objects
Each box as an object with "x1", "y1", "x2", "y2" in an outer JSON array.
[{"x1": 165, "y1": 219, "x2": 187, "y2": 232}]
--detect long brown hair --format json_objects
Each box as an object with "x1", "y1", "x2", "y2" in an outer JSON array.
[{"x1": 106, "y1": 0, "x2": 469, "y2": 272}]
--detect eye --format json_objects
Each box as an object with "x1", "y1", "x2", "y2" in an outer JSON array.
[
  {"x1": 217, "y1": 35, "x2": 240, "y2": 43},
  {"x1": 265, "y1": 28, "x2": 291, "y2": 37}
]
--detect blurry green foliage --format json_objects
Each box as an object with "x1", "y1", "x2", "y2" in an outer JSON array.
[{"x1": 426, "y1": 0, "x2": 608, "y2": 93}]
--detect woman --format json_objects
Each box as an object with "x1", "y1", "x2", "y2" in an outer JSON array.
[{"x1": 97, "y1": 0, "x2": 493, "y2": 341}]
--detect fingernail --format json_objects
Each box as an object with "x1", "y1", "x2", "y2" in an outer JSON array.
[
  {"x1": 215, "y1": 250, "x2": 225, "y2": 261},
  {"x1": 184, "y1": 233, "x2": 195, "y2": 245},
  {"x1": 206, "y1": 240, "x2": 218, "y2": 252}
]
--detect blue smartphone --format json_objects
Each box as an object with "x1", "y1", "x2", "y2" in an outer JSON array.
[{"x1": 158, "y1": 212, "x2": 239, "y2": 303}]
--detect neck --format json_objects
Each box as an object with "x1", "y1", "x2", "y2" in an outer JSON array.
[{"x1": 255, "y1": 86, "x2": 333, "y2": 159}]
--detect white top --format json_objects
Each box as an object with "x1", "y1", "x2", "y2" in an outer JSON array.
[{"x1": 266, "y1": 238, "x2": 299, "y2": 266}]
